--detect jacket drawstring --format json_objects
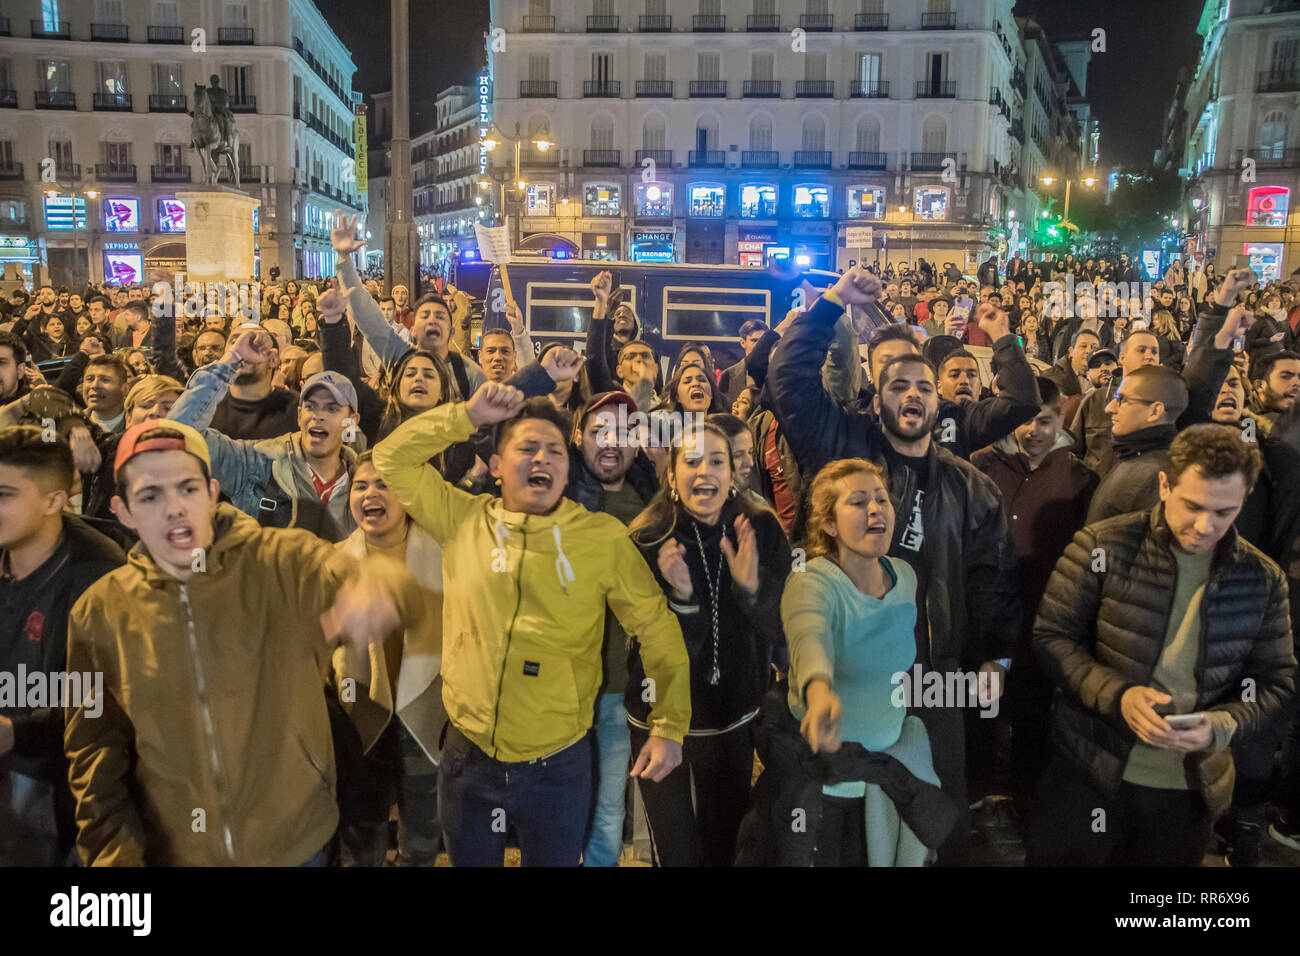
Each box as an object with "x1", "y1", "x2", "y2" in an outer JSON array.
[{"x1": 553, "y1": 523, "x2": 575, "y2": 593}]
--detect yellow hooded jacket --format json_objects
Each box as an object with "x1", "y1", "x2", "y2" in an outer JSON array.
[{"x1": 373, "y1": 402, "x2": 691, "y2": 762}]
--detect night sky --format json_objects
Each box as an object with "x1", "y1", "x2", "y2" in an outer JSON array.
[{"x1": 313, "y1": 0, "x2": 1204, "y2": 167}]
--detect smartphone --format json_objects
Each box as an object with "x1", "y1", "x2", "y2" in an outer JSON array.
[{"x1": 1165, "y1": 712, "x2": 1206, "y2": 728}]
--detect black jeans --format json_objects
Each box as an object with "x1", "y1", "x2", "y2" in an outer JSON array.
[
  {"x1": 630, "y1": 723, "x2": 754, "y2": 867},
  {"x1": 1027, "y1": 756, "x2": 1212, "y2": 866},
  {"x1": 814, "y1": 795, "x2": 867, "y2": 867}
]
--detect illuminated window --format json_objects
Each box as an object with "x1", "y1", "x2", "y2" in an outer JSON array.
[
  {"x1": 636, "y1": 182, "x2": 673, "y2": 216},
  {"x1": 792, "y1": 184, "x2": 829, "y2": 219},
  {"x1": 915, "y1": 186, "x2": 949, "y2": 221},
  {"x1": 847, "y1": 186, "x2": 885, "y2": 219},
  {"x1": 688, "y1": 183, "x2": 725, "y2": 217},
  {"x1": 740, "y1": 184, "x2": 777, "y2": 219},
  {"x1": 583, "y1": 183, "x2": 620, "y2": 216},
  {"x1": 525, "y1": 183, "x2": 554, "y2": 215},
  {"x1": 1247, "y1": 185, "x2": 1289, "y2": 226}
]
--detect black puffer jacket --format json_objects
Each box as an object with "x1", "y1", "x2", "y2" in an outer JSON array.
[
  {"x1": 1034, "y1": 507, "x2": 1296, "y2": 819},
  {"x1": 1084, "y1": 423, "x2": 1175, "y2": 524},
  {"x1": 627, "y1": 499, "x2": 789, "y2": 732}
]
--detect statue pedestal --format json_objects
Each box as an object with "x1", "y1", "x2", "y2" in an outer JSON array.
[{"x1": 177, "y1": 187, "x2": 260, "y2": 286}]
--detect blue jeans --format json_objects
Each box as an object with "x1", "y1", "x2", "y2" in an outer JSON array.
[
  {"x1": 438, "y1": 727, "x2": 591, "y2": 867},
  {"x1": 583, "y1": 693, "x2": 631, "y2": 867}
]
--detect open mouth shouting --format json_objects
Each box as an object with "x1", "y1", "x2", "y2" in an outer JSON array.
[
  {"x1": 687, "y1": 385, "x2": 708, "y2": 406},
  {"x1": 686, "y1": 477, "x2": 720, "y2": 505},
  {"x1": 898, "y1": 398, "x2": 926, "y2": 429},
  {"x1": 526, "y1": 468, "x2": 554, "y2": 492},
  {"x1": 594, "y1": 448, "x2": 623, "y2": 470},
  {"x1": 359, "y1": 498, "x2": 388, "y2": 525},
  {"x1": 306, "y1": 425, "x2": 331, "y2": 443},
  {"x1": 1215, "y1": 394, "x2": 1239, "y2": 415},
  {"x1": 165, "y1": 523, "x2": 196, "y2": 550},
  {"x1": 865, "y1": 516, "x2": 888, "y2": 537}
]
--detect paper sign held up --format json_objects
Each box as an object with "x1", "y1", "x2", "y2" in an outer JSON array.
[{"x1": 475, "y1": 224, "x2": 512, "y2": 263}]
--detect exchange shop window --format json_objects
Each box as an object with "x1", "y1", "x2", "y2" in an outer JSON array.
[
  {"x1": 583, "y1": 183, "x2": 620, "y2": 216},
  {"x1": 792, "y1": 184, "x2": 829, "y2": 219},
  {"x1": 915, "y1": 186, "x2": 949, "y2": 221},
  {"x1": 636, "y1": 182, "x2": 673, "y2": 216},
  {"x1": 525, "y1": 183, "x2": 555, "y2": 216},
  {"x1": 847, "y1": 185, "x2": 885, "y2": 219},
  {"x1": 740, "y1": 184, "x2": 777, "y2": 219},
  {"x1": 689, "y1": 183, "x2": 725, "y2": 217}
]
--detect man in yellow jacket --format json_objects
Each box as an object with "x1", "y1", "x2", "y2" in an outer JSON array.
[
  {"x1": 65, "y1": 419, "x2": 417, "y2": 866},
  {"x1": 373, "y1": 379, "x2": 691, "y2": 866}
]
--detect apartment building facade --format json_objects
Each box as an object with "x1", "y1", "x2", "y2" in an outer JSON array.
[
  {"x1": 1180, "y1": 0, "x2": 1300, "y2": 282},
  {"x1": 0, "y1": 0, "x2": 363, "y2": 286},
  {"x1": 483, "y1": 0, "x2": 1086, "y2": 272}
]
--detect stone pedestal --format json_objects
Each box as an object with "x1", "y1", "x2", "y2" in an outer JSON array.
[{"x1": 177, "y1": 187, "x2": 260, "y2": 285}]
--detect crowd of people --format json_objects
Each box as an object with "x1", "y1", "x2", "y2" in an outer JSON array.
[{"x1": 1, "y1": 220, "x2": 1298, "y2": 869}]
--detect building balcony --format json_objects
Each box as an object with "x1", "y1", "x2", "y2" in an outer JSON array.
[
  {"x1": 635, "y1": 148, "x2": 672, "y2": 167},
  {"x1": 690, "y1": 80, "x2": 727, "y2": 97},
  {"x1": 95, "y1": 163, "x2": 137, "y2": 182},
  {"x1": 1256, "y1": 69, "x2": 1300, "y2": 93},
  {"x1": 54, "y1": 163, "x2": 80, "y2": 180},
  {"x1": 587, "y1": 15, "x2": 619, "y2": 32},
  {"x1": 1255, "y1": 146, "x2": 1300, "y2": 165},
  {"x1": 639, "y1": 14, "x2": 672, "y2": 31},
  {"x1": 583, "y1": 149, "x2": 621, "y2": 167},
  {"x1": 851, "y1": 80, "x2": 890, "y2": 98},
  {"x1": 911, "y1": 152, "x2": 957, "y2": 172},
  {"x1": 522, "y1": 15, "x2": 555, "y2": 32},
  {"x1": 921, "y1": 12, "x2": 957, "y2": 29},
  {"x1": 1011, "y1": 121, "x2": 1024, "y2": 142},
  {"x1": 583, "y1": 80, "x2": 621, "y2": 98},
  {"x1": 35, "y1": 91, "x2": 75, "y2": 109},
  {"x1": 0, "y1": 162, "x2": 22, "y2": 180},
  {"x1": 800, "y1": 14, "x2": 833, "y2": 31},
  {"x1": 30, "y1": 19, "x2": 70, "y2": 39},
  {"x1": 855, "y1": 12, "x2": 889, "y2": 30},
  {"x1": 0, "y1": 89, "x2": 16, "y2": 108},
  {"x1": 218, "y1": 26, "x2": 254, "y2": 44},
  {"x1": 636, "y1": 80, "x2": 674, "y2": 97},
  {"x1": 689, "y1": 150, "x2": 726, "y2": 167},
  {"x1": 90, "y1": 22, "x2": 129, "y2": 41},
  {"x1": 794, "y1": 150, "x2": 832, "y2": 168},
  {"x1": 149, "y1": 93, "x2": 188, "y2": 112},
  {"x1": 693, "y1": 14, "x2": 726, "y2": 32},
  {"x1": 93, "y1": 92, "x2": 133, "y2": 111},
  {"x1": 1012, "y1": 69, "x2": 1026, "y2": 94},
  {"x1": 151, "y1": 164, "x2": 191, "y2": 182},
  {"x1": 916, "y1": 80, "x2": 956, "y2": 98},
  {"x1": 520, "y1": 148, "x2": 559, "y2": 166},
  {"x1": 519, "y1": 80, "x2": 558, "y2": 98},
  {"x1": 747, "y1": 14, "x2": 780, "y2": 31},
  {"x1": 848, "y1": 151, "x2": 888, "y2": 170},
  {"x1": 741, "y1": 150, "x2": 779, "y2": 168},
  {"x1": 796, "y1": 80, "x2": 835, "y2": 98},
  {"x1": 743, "y1": 80, "x2": 781, "y2": 97},
  {"x1": 230, "y1": 96, "x2": 257, "y2": 113},
  {"x1": 148, "y1": 24, "x2": 185, "y2": 43}
]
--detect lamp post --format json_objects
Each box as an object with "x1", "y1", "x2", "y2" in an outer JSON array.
[
  {"x1": 1040, "y1": 173, "x2": 1098, "y2": 230},
  {"x1": 480, "y1": 122, "x2": 553, "y2": 250}
]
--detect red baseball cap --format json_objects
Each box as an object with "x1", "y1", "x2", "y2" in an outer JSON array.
[{"x1": 114, "y1": 419, "x2": 211, "y2": 481}]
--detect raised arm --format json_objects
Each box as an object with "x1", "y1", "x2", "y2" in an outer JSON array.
[
  {"x1": 331, "y1": 211, "x2": 409, "y2": 366},
  {"x1": 1180, "y1": 275, "x2": 1255, "y2": 427},
  {"x1": 961, "y1": 304, "x2": 1040, "y2": 453},
  {"x1": 585, "y1": 270, "x2": 618, "y2": 393}
]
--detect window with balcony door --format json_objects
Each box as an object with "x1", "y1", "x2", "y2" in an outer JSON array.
[
  {"x1": 529, "y1": 0, "x2": 551, "y2": 16},
  {"x1": 528, "y1": 54, "x2": 550, "y2": 82},
  {"x1": 749, "y1": 116, "x2": 773, "y2": 150},
  {"x1": 38, "y1": 59, "x2": 71, "y2": 92},
  {"x1": 923, "y1": 52, "x2": 948, "y2": 93},
  {"x1": 642, "y1": 115, "x2": 666, "y2": 150},
  {"x1": 153, "y1": 0, "x2": 179, "y2": 25},
  {"x1": 700, "y1": 0, "x2": 721, "y2": 15},
  {"x1": 591, "y1": 53, "x2": 614, "y2": 92},
  {"x1": 157, "y1": 143, "x2": 186, "y2": 170},
  {"x1": 801, "y1": 116, "x2": 826, "y2": 151},
  {"x1": 98, "y1": 61, "x2": 128, "y2": 95},
  {"x1": 644, "y1": 53, "x2": 666, "y2": 82},
  {"x1": 96, "y1": 0, "x2": 125, "y2": 22},
  {"x1": 804, "y1": 53, "x2": 827, "y2": 82},
  {"x1": 224, "y1": 65, "x2": 251, "y2": 102},
  {"x1": 1260, "y1": 110, "x2": 1288, "y2": 160},
  {"x1": 50, "y1": 140, "x2": 73, "y2": 169},
  {"x1": 223, "y1": 1, "x2": 250, "y2": 27},
  {"x1": 858, "y1": 52, "x2": 882, "y2": 90},
  {"x1": 103, "y1": 141, "x2": 132, "y2": 168},
  {"x1": 39, "y1": 1, "x2": 62, "y2": 31}
]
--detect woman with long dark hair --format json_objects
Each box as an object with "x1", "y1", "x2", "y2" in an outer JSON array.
[
  {"x1": 377, "y1": 349, "x2": 478, "y2": 485},
  {"x1": 626, "y1": 422, "x2": 790, "y2": 865},
  {"x1": 658, "y1": 360, "x2": 726, "y2": 416},
  {"x1": 536, "y1": 340, "x2": 591, "y2": 415}
]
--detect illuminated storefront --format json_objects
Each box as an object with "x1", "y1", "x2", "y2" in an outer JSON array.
[
  {"x1": 630, "y1": 229, "x2": 676, "y2": 262},
  {"x1": 635, "y1": 183, "x2": 673, "y2": 218},
  {"x1": 740, "y1": 184, "x2": 778, "y2": 220}
]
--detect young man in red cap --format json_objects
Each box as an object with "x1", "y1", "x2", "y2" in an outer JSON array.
[{"x1": 64, "y1": 418, "x2": 417, "y2": 865}]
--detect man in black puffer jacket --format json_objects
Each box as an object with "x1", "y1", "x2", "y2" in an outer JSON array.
[{"x1": 1029, "y1": 425, "x2": 1295, "y2": 866}]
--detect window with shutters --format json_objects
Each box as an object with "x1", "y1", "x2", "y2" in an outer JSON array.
[
  {"x1": 38, "y1": 59, "x2": 71, "y2": 92},
  {"x1": 644, "y1": 53, "x2": 666, "y2": 82},
  {"x1": 224, "y1": 65, "x2": 251, "y2": 101},
  {"x1": 223, "y1": 1, "x2": 250, "y2": 27},
  {"x1": 804, "y1": 53, "x2": 827, "y2": 82},
  {"x1": 529, "y1": 0, "x2": 551, "y2": 16},
  {"x1": 642, "y1": 115, "x2": 666, "y2": 149},
  {"x1": 922, "y1": 116, "x2": 947, "y2": 153},
  {"x1": 801, "y1": 116, "x2": 826, "y2": 151},
  {"x1": 856, "y1": 115, "x2": 881, "y2": 152},
  {"x1": 749, "y1": 116, "x2": 773, "y2": 150},
  {"x1": 697, "y1": 53, "x2": 720, "y2": 82},
  {"x1": 859, "y1": 53, "x2": 881, "y2": 85},
  {"x1": 153, "y1": 0, "x2": 179, "y2": 25},
  {"x1": 700, "y1": 0, "x2": 721, "y2": 15},
  {"x1": 96, "y1": 0, "x2": 125, "y2": 22},
  {"x1": 154, "y1": 63, "x2": 183, "y2": 94},
  {"x1": 751, "y1": 53, "x2": 774, "y2": 82},
  {"x1": 528, "y1": 55, "x2": 550, "y2": 82},
  {"x1": 97, "y1": 61, "x2": 128, "y2": 94},
  {"x1": 1260, "y1": 110, "x2": 1288, "y2": 159},
  {"x1": 590, "y1": 117, "x2": 614, "y2": 149}
]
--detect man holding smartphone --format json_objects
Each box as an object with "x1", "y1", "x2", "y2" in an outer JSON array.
[{"x1": 1028, "y1": 424, "x2": 1295, "y2": 865}]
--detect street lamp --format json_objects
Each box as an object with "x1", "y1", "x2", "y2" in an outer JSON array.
[{"x1": 1040, "y1": 171, "x2": 1098, "y2": 228}]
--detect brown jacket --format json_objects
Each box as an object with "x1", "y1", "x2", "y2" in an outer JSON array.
[{"x1": 64, "y1": 504, "x2": 412, "y2": 866}]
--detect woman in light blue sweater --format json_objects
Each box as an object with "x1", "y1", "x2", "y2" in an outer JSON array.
[{"x1": 781, "y1": 458, "x2": 940, "y2": 866}]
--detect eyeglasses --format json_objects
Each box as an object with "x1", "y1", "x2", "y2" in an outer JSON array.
[{"x1": 1113, "y1": 393, "x2": 1156, "y2": 408}]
